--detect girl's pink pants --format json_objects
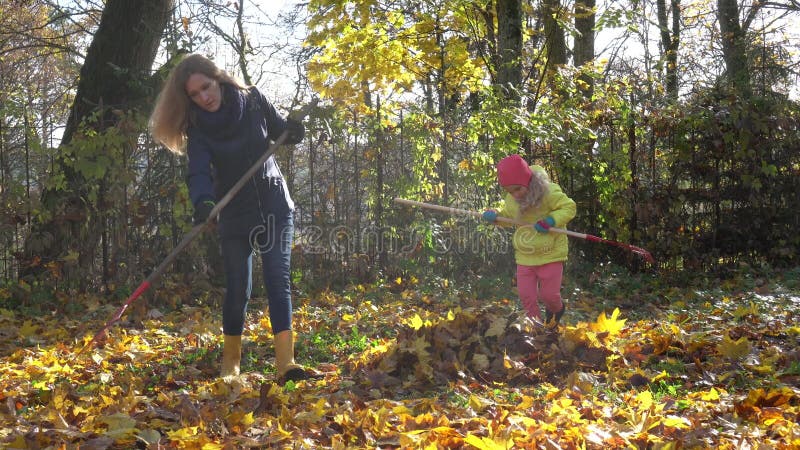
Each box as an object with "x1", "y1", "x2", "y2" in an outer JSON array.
[{"x1": 516, "y1": 262, "x2": 564, "y2": 320}]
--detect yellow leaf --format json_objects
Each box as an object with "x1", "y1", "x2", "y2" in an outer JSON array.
[
  {"x1": 294, "y1": 398, "x2": 326, "y2": 423},
  {"x1": 662, "y1": 415, "x2": 692, "y2": 429},
  {"x1": 651, "y1": 370, "x2": 669, "y2": 383},
  {"x1": 98, "y1": 413, "x2": 137, "y2": 439},
  {"x1": 516, "y1": 395, "x2": 535, "y2": 409},
  {"x1": 167, "y1": 426, "x2": 199, "y2": 440},
  {"x1": 732, "y1": 302, "x2": 759, "y2": 319},
  {"x1": 589, "y1": 308, "x2": 626, "y2": 336},
  {"x1": 469, "y1": 394, "x2": 490, "y2": 412},
  {"x1": 341, "y1": 313, "x2": 355, "y2": 322},
  {"x1": 717, "y1": 334, "x2": 750, "y2": 360},
  {"x1": 747, "y1": 363, "x2": 775, "y2": 375},
  {"x1": 239, "y1": 412, "x2": 256, "y2": 427},
  {"x1": 635, "y1": 390, "x2": 654, "y2": 410},
  {"x1": 464, "y1": 433, "x2": 512, "y2": 450},
  {"x1": 19, "y1": 320, "x2": 38, "y2": 338},
  {"x1": 700, "y1": 387, "x2": 720, "y2": 401},
  {"x1": 408, "y1": 314, "x2": 424, "y2": 330},
  {"x1": 393, "y1": 404, "x2": 412, "y2": 415}
]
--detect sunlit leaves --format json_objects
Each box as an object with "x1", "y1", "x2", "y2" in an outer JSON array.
[
  {"x1": 306, "y1": 0, "x2": 485, "y2": 114},
  {"x1": 2, "y1": 281, "x2": 800, "y2": 448},
  {"x1": 717, "y1": 333, "x2": 751, "y2": 360},
  {"x1": 97, "y1": 413, "x2": 138, "y2": 440},
  {"x1": 589, "y1": 307, "x2": 627, "y2": 336},
  {"x1": 464, "y1": 433, "x2": 514, "y2": 450}
]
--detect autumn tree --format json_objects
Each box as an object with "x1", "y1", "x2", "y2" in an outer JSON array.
[
  {"x1": 0, "y1": 2, "x2": 84, "y2": 279},
  {"x1": 712, "y1": 0, "x2": 798, "y2": 97},
  {"x1": 22, "y1": 0, "x2": 174, "y2": 285}
]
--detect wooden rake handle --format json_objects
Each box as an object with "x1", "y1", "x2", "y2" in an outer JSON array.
[
  {"x1": 392, "y1": 198, "x2": 587, "y2": 238},
  {"x1": 393, "y1": 198, "x2": 655, "y2": 263}
]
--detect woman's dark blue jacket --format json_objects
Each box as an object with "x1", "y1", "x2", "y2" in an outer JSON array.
[{"x1": 185, "y1": 85, "x2": 304, "y2": 238}]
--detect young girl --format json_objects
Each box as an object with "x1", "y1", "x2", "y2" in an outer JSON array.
[
  {"x1": 149, "y1": 54, "x2": 310, "y2": 382},
  {"x1": 482, "y1": 154, "x2": 576, "y2": 326}
]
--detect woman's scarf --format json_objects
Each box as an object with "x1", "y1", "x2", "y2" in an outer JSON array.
[{"x1": 191, "y1": 83, "x2": 246, "y2": 138}]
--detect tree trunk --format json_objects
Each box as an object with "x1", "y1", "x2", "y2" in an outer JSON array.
[
  {"x1": 717, "y1": 0, "x2": 751, "y2": 97},
  {"x1": 496, "y1": 0, "x2": 522, "y2": 102},
  {"x1": 657, "y1": 0, "x2": 681, "y2": 99},
  {"x1": 543, "y1": 0, "x2": 567, "y2": 69},
  {"x1": 21, "y1": 0, "x2": 174, "y2": 285},
  {"x1": 573, "y1": 0, "x2": 595, "y2": 98}
]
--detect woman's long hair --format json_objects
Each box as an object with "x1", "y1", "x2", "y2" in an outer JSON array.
[
  {"x1": 516, "y1": 168, "x2": 550, "y2": 215},
  {"x1": 149, "y1": 54, "x2": 246, "y2": 154}
]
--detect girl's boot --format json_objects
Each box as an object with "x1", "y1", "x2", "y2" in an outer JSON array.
[{"x1": 545, "y1": 303, "x2": 566, "y2": 328}]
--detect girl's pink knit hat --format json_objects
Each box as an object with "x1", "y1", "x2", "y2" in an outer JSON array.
[{"x1": 497, "y1": 155, "x2": 532, "y2": 187}]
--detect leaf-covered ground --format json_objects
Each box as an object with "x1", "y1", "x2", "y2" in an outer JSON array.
[{"x1": 1, "y1": 267, "x2": 799, "y2": 449}]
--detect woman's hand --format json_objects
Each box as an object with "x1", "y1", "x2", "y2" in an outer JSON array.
[{"x1": 193, "y1": 200, "x2": 217, "y2": 225}]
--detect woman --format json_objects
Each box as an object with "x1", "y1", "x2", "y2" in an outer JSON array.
[{"x1": 150, "y1": 53, "x2": 310, "y2": 382}]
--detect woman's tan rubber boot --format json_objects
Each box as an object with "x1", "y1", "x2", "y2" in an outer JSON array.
[
  {"x1": 274, "y1": 329, "x2": 309, "y2": 383},
  {"x1": 220, "y1": 334, "x2": 242, "y2": 378}
]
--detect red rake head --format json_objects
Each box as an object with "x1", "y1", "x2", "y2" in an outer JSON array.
[
  {"x1": 604, "y1": 239, "x2": 655, "y2": 264},
  {"x1": 629, "y1": 245, "x2": 655, "y2": 263}
]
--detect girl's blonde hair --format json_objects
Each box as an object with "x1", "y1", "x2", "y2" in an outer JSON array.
[
  {"x1": 517, "y1": 168, "x2": 550, "y2": 215},
  {"x1": 149, "y1": 53, "x2": 246, "y2": 154}
]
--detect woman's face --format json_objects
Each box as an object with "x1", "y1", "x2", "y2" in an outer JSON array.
[
  {"x1": 504, "y1": 184, "x2": 529, "y2": 202},
  {"x1": 185, "y1": 73, "x2": 221, "y2": 112}
]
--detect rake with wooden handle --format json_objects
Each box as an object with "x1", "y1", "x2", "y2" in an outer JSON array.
[{"x1": 393, "y1": 197, "x2": 655, "y2": 263}]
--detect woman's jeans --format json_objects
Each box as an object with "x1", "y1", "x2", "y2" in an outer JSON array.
[{"x1": 220, "y1": 211, "x2": 294, "y2": 336}]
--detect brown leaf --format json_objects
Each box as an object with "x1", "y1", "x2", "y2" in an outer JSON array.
[{"x1": 177, "y1": 394, "x2": 201, "y2": 426}]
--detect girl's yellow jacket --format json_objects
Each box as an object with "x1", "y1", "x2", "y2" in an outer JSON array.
[{"x1": 497, "y1": 165, "x2": 577, "y2": 266}]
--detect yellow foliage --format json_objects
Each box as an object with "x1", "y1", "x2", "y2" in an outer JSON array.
[
  {"x1": 589, "y1": 308, "x2": 627, "y2": 336},
  {"x1": 662, "y1": 415, "x2": 692, "y2": 429},
  {"x1": 98, "y1": 413, "x2": 138, "y2": 439},
  {"x1": 464, "y1": 434, "x2": 514, "y2": 450},
  {"x1": 19, "y1": 320, "x2": 39, "y2": 338},
  {"x1": 2, "y1": 270, "x2": 800, "y2": 449},
  {"x1": 717, "y1": 333, "x2": 751, "y2": 360},
  {"x1": 408, "y1": 314, "x2": 424, "y2": 330}
]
